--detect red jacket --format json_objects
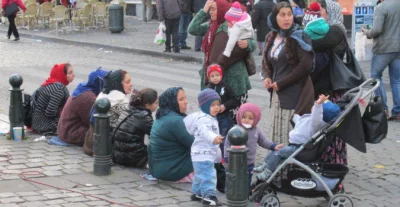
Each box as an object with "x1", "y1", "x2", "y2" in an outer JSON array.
[{"x1": 2, "y1": 0, "x2": 26, "y2": 13}]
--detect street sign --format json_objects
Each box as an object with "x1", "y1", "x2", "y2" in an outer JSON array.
[{"x1": 351, "y1": 2, "x2": 375, "y2": 49}]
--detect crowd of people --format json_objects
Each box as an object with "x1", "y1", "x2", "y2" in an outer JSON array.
[{"x1": 22, "y1": 0, "x2": 400, "y2": 206}]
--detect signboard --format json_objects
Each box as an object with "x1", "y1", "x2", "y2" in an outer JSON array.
[{"x1": 351, "y1": 2, "x2": 375, "y2": 49}]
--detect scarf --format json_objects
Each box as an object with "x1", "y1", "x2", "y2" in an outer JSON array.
[
  {"x1": 102, "y1": 69, "x2": 125, "y2": 94},
  {"x1": 41, "y1": 63, "x2": 69, "y2": 87},
  {"x1": 72, "y1": 67, "x2": 109, "y2": 98},
  {"x1": 201, "y1": 0, "x2": 232, "y2": 72},
  {"x1": 325, "y1": 0, "x2": 345, "y2": 31},
  {"x1": 267, "y1": 10, "x2": 300, "y2": 38},
  {"x1": 155, "y1": 87, "x2": 186, "y2": 120}
]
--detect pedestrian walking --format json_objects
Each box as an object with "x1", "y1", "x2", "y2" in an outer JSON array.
[
  {"x1": 142, "y1": 0, "x2": 153, "y2": 23},
  {"x1": 2, "y1": 0, "x2": 26, "y2": 41},
  {"x1": 362, "y1": 0, "x2": 400, "y2": 121},
  {"x1": 179, "y1": 0, "x2": 193, "y2": 49},
  {"x1": 251, "y1": 0, "x2": 275, "y2": 55},
  {"x1": 156, "y1": 0, "x2": 182, "y2": 53}
]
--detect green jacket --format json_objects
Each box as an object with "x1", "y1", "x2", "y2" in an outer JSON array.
[
  {"x1": 188, "y1": 10, "x2": 255, "y2": 96},
  {"x1": 147, "y1": 111, "x2": 194, "y2": 181}
]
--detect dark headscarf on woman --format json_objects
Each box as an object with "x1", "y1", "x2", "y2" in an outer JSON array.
[
  {"x1": 72, "y1": 68, "x2": 109, "y2": 98},
  {"x1": 41, "y1": 63, "x2": 70, "y2": 86},
  {"x1": 201, "y1": 0, "x2": 232, "y2": 69},
  {"x1": 102, "y1": 69, "x2": 125, "y2": 94},
  {"x1": 156, "y1": 87, "x2": 186, "y2": 120}
]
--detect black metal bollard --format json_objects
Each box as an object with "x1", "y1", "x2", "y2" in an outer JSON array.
[
  {"x1": 226, "y1": 126, "x2": 249, "y2": 207},
  {"x1": 9, "y1": 74, "x2": 25, "y2": 141},
  {"x1": 93, "y1": 98, "x2": 112, "y2": 176}
]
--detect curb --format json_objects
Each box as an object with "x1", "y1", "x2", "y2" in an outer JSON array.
[{"x1": 17, "y1": 32, "x2": 204, "y2": 63}]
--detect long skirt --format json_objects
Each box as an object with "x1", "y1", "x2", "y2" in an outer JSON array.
[{"x1": 269, "y1": 92, "x2": 295, "y2": 146}]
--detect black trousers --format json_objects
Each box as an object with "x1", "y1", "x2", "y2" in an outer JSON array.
[
  {"x1": 164, "y1": 18, "x2": 180, "y2": 50},
  {"x1": 7, "y1": 15, "x2": 19, "y2": 38}
]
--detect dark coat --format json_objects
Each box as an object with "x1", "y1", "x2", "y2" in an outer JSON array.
[
  {"x1": 180, "y1": 0, "x2": 193, "y2": 13},
  {"x1": 112, "y1": 106, "x2": 153, "y2": 168},
  {"x1": 251, "y1": 0, "x2": 275, "y2": 42},
  {"x1": 206, "y1": 81, "x2": 238, "y2": 116}
]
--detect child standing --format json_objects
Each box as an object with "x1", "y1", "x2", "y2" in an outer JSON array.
[
  {"x1": 223, "y1": 2, "x2": 254, "y2": 58},
  {"x1": 254, "y1": 95, "x2": 341, "y2": 181},
  {"x1": 224, "y1": 103, "x2": 284, "y2": 189},
  {"x1": 184, "y1": 88, "x2": 224, "y2": 206}
]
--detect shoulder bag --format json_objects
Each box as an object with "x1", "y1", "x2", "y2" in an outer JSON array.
[{"x1": 4, "y1": 0, "x2": 19, "y2": 17}]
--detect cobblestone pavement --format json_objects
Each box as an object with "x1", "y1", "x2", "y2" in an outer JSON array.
[{"x1": 0, "y1": 38, "x2": 398, "y2": 207}]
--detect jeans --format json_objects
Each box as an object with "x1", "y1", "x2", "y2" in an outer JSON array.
[
  {"x1": 7, "y1": 15, "x2": 19, "y2": 38},
  {"x1": 264, "y1": 145, "x2": 298, "y2": 174},
  {"x1": 257, "y1": 41, "x2": 264, "y2": 54},
  {"x1": 217, "y1": 114, "x2": 233, "y2": 158},
  {"x1": 165, "y1": 18, "x2": 180, "y2": 50},
  {"x1": 141, "y1": 0, "x2": 153, "y2": 22},
  {"x1": 248, "y1": 163, "x2": 254, "y2": 189},
  {"x1": 371, "y1": 52, "x2": 400, "y2": 115},
  {"x1": 179, "y1": 12, "x2": 192, "y2": 47},
  {"x1": 192, "y1": 161, "x2": 217, "y2": 197}
]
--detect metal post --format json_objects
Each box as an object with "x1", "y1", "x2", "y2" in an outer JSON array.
[
  {"x1": 9, "y1": 74, "x2": 25, "y2": 141},
  {"x1": 93, "y1": 98, "x2": 112, "y2": 176},
  {"x1": 226, "y1": 126, "x2": 249, "y2": 207}
]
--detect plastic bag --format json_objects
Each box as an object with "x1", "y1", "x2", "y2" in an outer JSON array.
[
  {"x1": 355, "y1": 32, "x2": 373, "y2": 61},
  {"x1": 153, "y1": 22, "x2": 166, "y2": 45}
]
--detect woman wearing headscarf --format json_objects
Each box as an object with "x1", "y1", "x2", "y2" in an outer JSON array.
[
  {"x1": 83, "y1": 69, "x2": 132, "y2": 156},
  {"x1": 261, "y1": 1, "x2": 314, "y2": 146},
  {"x1": 31, "y1": 63, "x2": 75, "y2": 135},
  {"x1": 311, "y1": 0, "x2": 349, "y2": 165},
  {"x1": 188, "y1": 0, "x2": 257, "y2": 123},
  {"x1": 147, "y1": 87, "x2": 195, "y2": 182},
  {"x1": 57, "y1": 68, "x2": 108, "y2": 145}
]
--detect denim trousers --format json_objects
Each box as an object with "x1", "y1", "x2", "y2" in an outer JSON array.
[
  {"x1": 217, "y1": 114, "x2": 233, "y2": 158},
  {"x1": 264, "y1": 145, "x2": 298, "y2": 174},
  {"x1": 371, "y1": 52, "x2": 400, "y2": 115},
  {"x1": 178, "y1": 12, "x2": 192, "y2": 47},
  {"x1": 192, "y1": 161, "x2": 217, "y2": 197}
]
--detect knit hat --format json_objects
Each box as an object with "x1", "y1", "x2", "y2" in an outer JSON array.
[
  {"x1": 304, "y1": 18, "x2": 329, "y2": 39},
  {"x1": 236, "y1": 103, "x2": 261, "y2": 128},
  {"x1": 322, "y1": 101, "x2": 341, "y2": 123},
  {"x1": 309, "y1": 2, "x2": 320, "y2": 12},
  {"x1": 225, "y1": 2, "x2": 243, "y2": 24},
  {"x1": 198, "y1": 89, "x2": 221, "y2": 115},
  {"x1": 207, "y1": 64, "x2": 223, "y2": 79}
]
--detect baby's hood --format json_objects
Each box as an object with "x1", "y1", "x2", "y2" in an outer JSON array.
[
  {"x1": 183, "y1": 111, "x2": 205, "y2": 135},
  {"x1": 235, "y1": 13, "x2": 253, "y2": 32},
  {"x1": 304, "y1": 18, "x2": 330, "y2": 39},
  {"x1": 236, "y1": 103, "x2": 261, "y2": 128}
]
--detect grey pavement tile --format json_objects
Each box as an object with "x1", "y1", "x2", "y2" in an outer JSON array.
[
  {"x1": 64, "y1": 196, "x2": 90, "y2": 202},
  {"x1": 84, "y1": 190, "x2": 109, "y2": 195},
  {"x1": 23, "y1": 196, "x2": 48, "y2": 202},
  {"x1": 16, "y1": 192, "x2": 39, "y2": 196},
  {"x1": 0, "y1": 193, "x2": 16, "y2": 198},
  {"x1": 45, "y1": 156, "x2": 64, "y2": 161},
  {"x1": 0, "y1": 180, "x2": 38, "y2": 193},
  {"x1": 45, "y1": 152, "x2": 65, "y2": 156},
  {"x1": 63, "y1": 164, "x2": 83, "y2": 169},
  {"x1": 0, "y1": 204, "x2": 20, "y2": 207},
  {"x1": 44, "y1": 160, "x2": 65, "y2": 166},
  {"x1": 84, "y1": 201, "x2": 110, "y2": 206},
  {"x1": 62, "y1": 203, "x2": 89, "y2": 207},
  {"x1": 26, "y1": 162, "x2": 46, "y2": 168},
  {"x1": 60, "y1": 173, "x2": 111, "y2": 186},
  {"x1": 27, "y1": 154, "x2": 45, "y2": 158},
  {"x1": 110, "y1": 198, "x2": 133, "y2": 204},
  {"x1": 117, "y1": 182, "x2": 139, "y2": 189},
  {"x1": 97, "y1": 184, "x2": 120, "y2": 189},
  {"x1": 133, "y1": 200, "x2": 159, "y2": 206},
  {"x1": 44, "y1": 199, "x2": 67, "y2": 205},
  {"x1": 153, "y1": 198, "x2": 178, "y2": 205},
  {"x1": 0, "y1": 174, "x2": 20, "y2": 180},
  {"x1": 0, "y1": 197, "x2": 24, "y2": 204},
  {"x1": 8, "y1": 159, "x2": 27, "y2": 164},
  {"x1": 6, "y1": 164, "x2": 27, "y2": 170},
  {"x1": 43, "y1": 170, "x2": 63, "y2": 177},
  {"x1": 62, "y1": 169, "x2": 85, "y2": 175},
  {"x1": 20, "y1": 201, "x2": 46, "y2": 207},
  {"x1": 41, "y1": 165, "x2": 63, "y2": 171}
]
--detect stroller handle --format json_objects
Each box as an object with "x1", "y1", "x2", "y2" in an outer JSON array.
[{"x1": 325, "y1": 78, "x2": 380, "y2": 133}]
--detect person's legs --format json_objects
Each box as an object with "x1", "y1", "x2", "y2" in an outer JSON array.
[
  {"x1": 217, "y1": 114, "x2": 233, "y2": 158},
  {"x1": 7, "y1": 15, "x2": 19, "y2": 39},
  {"x1": 192, "y1": 162, "x2": 202, "y2": 196},
  {"x1": 171, "y1": 18, "x2": 180, "y2": 52},
  {"x1": 371, "y1": 53, "x2": 393, "y2": 111},
  {"x1": 256, "y1": 145, "x2": 297, "y2": 180},
  {"x1": 145, "y1": 0, "x2": 153, "y2": 21},
  {"x1": 248, "y1": 163, "x2": 254, "y2": 191},
  {"x1": 179, "y1": 12, "x2": 192, "y2": 49},
  {"x1": 388, "y1": 52, "x2": 400, "y2": 117},
  {"x1": 141, "y1": 0, "x2": 147, "y2": 22},
  {"x1": 164, "y1": 19, "x2": 172, "y2": 51}
]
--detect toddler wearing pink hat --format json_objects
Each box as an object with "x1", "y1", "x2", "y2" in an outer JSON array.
[{"x1": 223, "y1": 2, "x2": 254, "y2": 58}]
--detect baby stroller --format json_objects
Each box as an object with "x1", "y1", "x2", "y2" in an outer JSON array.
[{"x1": 250, "y1": 78, "x2": 382, "y2": 207}]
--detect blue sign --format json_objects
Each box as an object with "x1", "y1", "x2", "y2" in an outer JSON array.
[{"x1": 351, "y1": 4, "x2": 375, "y2": 49}]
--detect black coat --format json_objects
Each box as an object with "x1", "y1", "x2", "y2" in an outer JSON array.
[
  {"x1": 251, "y1": 0, "x2": 275, "y2": 42},
  {"x1": 112, "y1": 106, "x2": 153, "y2": 167},
  {"x1": 206, "y1": 81, "x2": 238, "y2": 116}
]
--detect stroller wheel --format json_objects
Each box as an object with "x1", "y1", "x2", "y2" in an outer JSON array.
[
  {"x1": 328, "y1": 194, "x2": 353, "y2": 207},
  {"x1": 260, "y1": 194, "x2": 280, "y2": 207},
  {"x1": 249, "y1": 182, "x2": 276, "y2": 203}
]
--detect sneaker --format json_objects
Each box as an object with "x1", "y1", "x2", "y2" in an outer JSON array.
[
  {"x1": 388, "y1": 114, "x2": 400, "y2": 121},
  {"x1": 14, "y1": 37, "x2": 20, "y2": 41},
  {"x1": 256, "y1": 170, "x2": 271, "y2": 181},
  {"x1": 163, "y1": 49, "x2": 171, "y2": 52},
  {"x1": 253, "y1": 164, "x2": 266, "y2": 173},
  {"x1": 190, "y1": 194, "x2": 202, "y2": 202},
  {"x1": 173, "y1": 49, "x2": 180, "y2": 53},
  {"x1": 202, "y1": 195, "x2": 223, "y2": 206},
  {"x1": 181, "y1": 45, "x2": 191, "y2": 50},
  {"x1": 6, "y1": 35, "x2": 10, "y2": 39}
]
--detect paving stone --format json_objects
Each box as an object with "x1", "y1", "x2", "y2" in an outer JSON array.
[
  {"x1": 20, "y1": 201, "x2": 46, "y2": 207},
  {"x1": 61, "y1": 174, "x2": 111, "y2": 185},
  {"x1": 62, "y1": 203, "x2": 89, "y2": 207},
  {"x1": 84, "y1": 190, "x2": 109, "y2": 195},
  {"x1": 42, "y1": 165, "x2": 63, "y2": 171},
  {"x1": 16, "y1": 192, "x2": 39, "y2": 196},
  {"x1": 28, "y1": 158, "x2": 46, "y2": 163},
  {"x1": 62, "y1": 164, "x2": 82, "y2": 169},
  {"x1": 44, "y1": 199, "x2": 66, "y2": 205},
  {"x1": 43, "y1": 170, "x2": 63, "y2": 176},
  {"x1": 26, "y1": 162, "x2": 46, "y2": 168},
  {"x1": 6, "y1": 164, "x2": 27, "y2": 170},
  {"x1": 8, "y1": 159, "x2": 27, "y2": 164},
  {"x1": 62, "y1": 168, "x2": 84, "y2": 175},
  {"x1": 133, "y1": 200, "x2": 159, "y2": 206},
  {"x1": 24, "y1": 196, "x2": 48, "y2": 202},
  {"x1": 0, "y1": 193, "x2": 17, "y2": 198},
  {"x1": 27, "y1": 154, "x2": 45, "y2": 158},
  {"x1": 45, "y1": 156, "x2": 64, "y2": 161},
  {"x1": 84, "y1": 201, "x2": 111, "y2": 206},
  {"x1": 65, "y1": 197, "x2": 90, "y2": 202},
  {"x1": 44, "y1": 160, "x2": 65, "y2": 166},
  {"x1": 154, "y1": 198, "x2": 177, "y2": 205},
  {"x1": 44, "y1": 194, "x2": 68, "y2": 199},
  {"x1": 0, "y1": 197, "x2": 24, "y2": 203},
  {"x1": 111, "y1": 198, "x2": 133, "y2": 203}
]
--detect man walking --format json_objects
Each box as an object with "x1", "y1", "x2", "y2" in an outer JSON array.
[
  {"x1": 157, "y1": 0, "x2": 182, "y2": 53},
  {"x1": 362, "y1": 0, "x2": 400, "y2": 120},
  {"x1": 179, "y1": 0, "x2": 193, "y2": 50},
  {"x1": 142, "y1": 0, "x2": 153, "y2": 23}
]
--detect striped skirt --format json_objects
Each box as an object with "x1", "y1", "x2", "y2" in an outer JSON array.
[{"x1": 269, "y1": 92, "x2": 295, "y2": 146}]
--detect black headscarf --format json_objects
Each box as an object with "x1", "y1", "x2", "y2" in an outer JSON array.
[
  {"x1": 102, "y1": 69, "x2": 125, "y2": 94},
  {"x1": 267, "y1": 4, "x2": 301, "y2": 38},
  {"x1": 155, "y1": 87, "x2": 186, "y2": 120}
]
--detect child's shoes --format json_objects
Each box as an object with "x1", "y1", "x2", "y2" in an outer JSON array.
[
  {"x1": 253, "y1": 164, "x2": 266, "y2": 173},
  {"x1": 190, "y1": 194, "x2": 202, "y2": 202},
  {"x1": 202, "y1": 195, "x2": 223, "y2": 206},
  {"x1": 256, "y1": 169, "x2": 272, "y2": 181}
]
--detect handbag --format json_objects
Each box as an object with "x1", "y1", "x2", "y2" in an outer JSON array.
[
  {"x1": 4, "y1": 0, "x2": 19, "y2": 17},
  {"x1": 245, "y1": 53, "x2": 256, "y2": 76},
  {"x1": 362, "y1": 96, "x2": 388, "y2": 144},
  {"x1": 329, "y1": 35, "x2": 366, "y2": 91}
]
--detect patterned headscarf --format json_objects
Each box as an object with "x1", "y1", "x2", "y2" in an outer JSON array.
[
  {"x1": 156, "y1": 87, "x2": 186, "y2": 120},
  {"x1": 102, "y1": 69, "x2": 125, "y2": 94},
  {"x1": 324, "y1": 0, "x2": 345, "y2": 31}
]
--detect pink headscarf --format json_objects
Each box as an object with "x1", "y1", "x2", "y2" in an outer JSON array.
[{"x1": 236, "y1": 103, "x2": 261, "y2": 128}]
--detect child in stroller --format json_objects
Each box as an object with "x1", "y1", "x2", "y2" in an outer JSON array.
[{"x1": 254, "y1": 94, "x2": 340, "y2": 181}]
